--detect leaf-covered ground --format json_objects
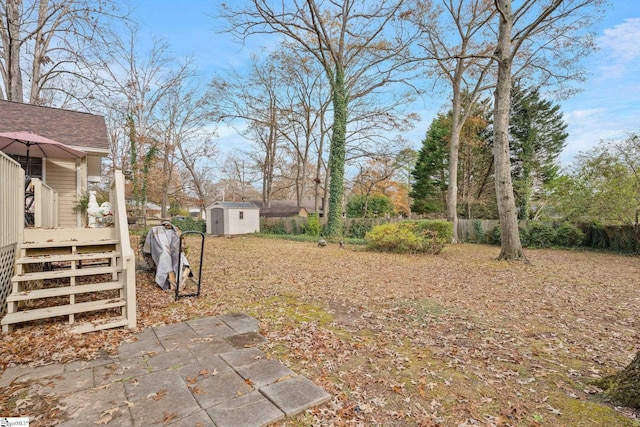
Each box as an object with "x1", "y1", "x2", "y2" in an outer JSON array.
[{"x1": 1, "y1": 236, "x2": 639, "y2": 426}]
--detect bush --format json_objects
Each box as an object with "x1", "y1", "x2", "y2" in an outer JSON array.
[
  {"x1": 554, "y1": 223, "x2": 584, "y2": 247},
  {"x1": 261, "y1": 220, "x2": 288, "y2": 235},
  {"x1": 525, "y1": 222, "x2": 555, "y2": 248},
  {"x1": 472, "y1": 219, "x2": 485, "y2": 244},
  {"x1": 171, "y1": 216, "x2": 206, "y2": 233},
  {"x1": 304, "y1": 213, "x2": 321, "y2": 236},
  {"x1": 365, "y1": 220, "x2": 452, "y2": 254},
  {"x1": 346, "y1": 219, "x2": 374, "y2": 239},
  {"x1": 490, "y1": 225, "x2": 501, "y2": 245},
  {"x1": 518, "y1": 223, "x2": 530, "y2": 247}
]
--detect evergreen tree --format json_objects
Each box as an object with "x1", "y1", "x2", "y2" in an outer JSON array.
[
  {"x1": 410, "y1": 115, "x2": 450, "y2": 215},
  {"x1": 510, "y1": 85, "x2": 568, "y2": 219}
]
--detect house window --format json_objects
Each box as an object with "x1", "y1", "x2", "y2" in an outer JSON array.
[
  {"x1": 10, "y1": 155, "x2": 43, "y2": 179},
  {"x1": 239, "y1": 211, "x2": 244, "y2": 220}
]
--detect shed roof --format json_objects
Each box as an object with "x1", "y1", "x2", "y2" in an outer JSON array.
[
  {"x1": 0, "y1": 100, "x2": 109, "y2": 151},
  {"x1": 209, "y1": 201, "x2": 259, "y2": 209}
]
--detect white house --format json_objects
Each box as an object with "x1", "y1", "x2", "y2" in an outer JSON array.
[{"x1": 206, "y1": 201, "x2": 260, "y2": 235}]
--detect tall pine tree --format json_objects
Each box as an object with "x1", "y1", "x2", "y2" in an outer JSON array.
[
  {"x1": 410, "y1": 115, "x2": 450, "y2": 215},
  {"x1": 510, "y1": 85, "x2": 568, "y2": 220}
]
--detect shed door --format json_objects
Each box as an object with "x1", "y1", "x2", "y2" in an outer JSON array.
[{"x1": 212, "y1": 208, "x2": 224, "y2": 235}]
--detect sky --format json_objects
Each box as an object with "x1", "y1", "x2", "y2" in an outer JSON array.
[{"x1": 128, "y1": 1, "x2": 640, "y2": 169}]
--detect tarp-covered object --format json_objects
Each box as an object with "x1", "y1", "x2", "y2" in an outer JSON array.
[{"x1": 143, "y1": 223, "x2": 190, "y2": 290}]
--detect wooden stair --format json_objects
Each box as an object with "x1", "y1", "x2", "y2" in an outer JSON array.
[{"x1": 1, "y1": 238, "x2": 132, "y2": 333}]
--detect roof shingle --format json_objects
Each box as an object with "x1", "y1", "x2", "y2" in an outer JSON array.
[{"x1": 0, "y1": 100, "x2": 109, "y2": 150}]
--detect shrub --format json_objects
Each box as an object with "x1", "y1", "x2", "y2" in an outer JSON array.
[
  {"x1": 304, "y1": 213, "x2": 321, "y2": 236},
  {"x1": 518, "y1": 223, "x2": 530, "y2": 247},
  {"x1": 261, "y1": 220, "x2": 288, "y2": 235},
  {"x1": 472, "y1": 219, "x2": 485, "y2": 243},
  {"x1": 525, "y1": 222, "x2": 555, "y2": 248},
  {"x1": 365, "y1": 220, "x2": 452, "y2": 254},
  {"x1": 346, "y1": 219, "x2": 374, "y2": 239},
  {"x1": 171, "y1": 216, "x2": 206, "y2": 233},
  {"x1": 490, "y1": 225, "x2": 501, "y2": 245},
  {"x1": 554, "y1": 223, "x2": 585, "y2": 247}
]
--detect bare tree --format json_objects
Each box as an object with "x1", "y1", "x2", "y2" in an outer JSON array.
[
  {"x1": 0, "y1": 0, "x2": 125, "y2": 106},
  {"x1": 273, "y1": 45, "x2": 331, "y2": 208},
  {"x1": 157, "y1": 76, "x2": 216, "y2": 218},
  {"x1": 218, "y1": 156, "x2": 261, "y2": 202},
  {"x1": 94, "y1": 24, "x2": 192, "y2": 224},
  {"x1": 219, "y1": 0, "x2": 421, "y2": 237},
  {"x1": 413, "y1": 0, "x2": 496, "y2": 242},
  {"x1": 492, "y1": 0, "x2": 604, "y2": 260},
  {"x1": 209, "y1": 51, "x2": 288, "y2": 208}
]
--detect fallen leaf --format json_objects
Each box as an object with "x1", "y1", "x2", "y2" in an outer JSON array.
[
  {"x1": 94, "y1": 415, "x2": 112, "y2": 425},
  {"x1": 160, "y1": 412, "x2": 177, "y2": 423},
  {"x1": 101, "y1": 407, "x2": 119, "y2": 416},
  {"x1": 148, "y1": 390, "x2": 167, "y2": 401}
]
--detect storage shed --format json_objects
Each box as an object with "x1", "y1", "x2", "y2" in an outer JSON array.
[{"x1": 206, "y1": 201, "x2": 260, "y2": 235}]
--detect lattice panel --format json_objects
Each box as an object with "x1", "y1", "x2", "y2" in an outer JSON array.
[{"x1": 0, "y1": 244, "x2": 15, "y2": 316}]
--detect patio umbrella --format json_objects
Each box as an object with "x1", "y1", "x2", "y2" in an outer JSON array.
[{"x1": 0, "y1": 131, "x2": 86, "y2": 175}]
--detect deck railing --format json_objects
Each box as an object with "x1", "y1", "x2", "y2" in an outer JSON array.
[
  {"x1": 0, "y1": 152, "x2": 24, "y2": 315},
  {"x1": 31, "y1": 178, "x2": 59, "y2": 228},
  {"x1": 110, "y1": 170, "x2": 136, "y2": 328}
]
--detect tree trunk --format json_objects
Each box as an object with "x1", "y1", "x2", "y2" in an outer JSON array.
[
  {"x1": 6, "y1": 0, "x2": 23, "y2": 102},
  {"x1": 326, "y1": 67, "x2": 347, "y2": 237},
  {"x1": 493, "y1": 0, "x2": 523, "y2": 260},
  {"x1": 447, "y1": 84, "x2": 462, "y2": 243},
  {"x1": 30, "y1": 0, "x2": 49, "y2": 104},
  {"x1": 599, "y1": 351, "x2": 640, "y2": 409}
]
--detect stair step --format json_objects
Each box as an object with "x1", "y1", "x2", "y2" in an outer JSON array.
[
  {"x1": 1, "y1": 298, "x2": 126, "y2": 326},
  {"x1": 12, "y1": 265, "x2": 120, "y2": 282},
  {"x1": 71, "y1": 316, "x2": 130, "y2": 334},
  {"x1": 20, "y1": 239, "x2": 120, "y2": 249},
  {"x1": 7, "y1": 281, "x2": 124, "y2": 302},
  {"x1": 22, "y1": 242, "x2": 118, "y2": 257},
  {"x1": 16, "y1": 251, "x2": 120, "y2": 265}
]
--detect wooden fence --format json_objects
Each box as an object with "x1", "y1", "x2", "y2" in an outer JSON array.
[{"x1": 457, "y1": 219, "x2": 500, "y2": 242}]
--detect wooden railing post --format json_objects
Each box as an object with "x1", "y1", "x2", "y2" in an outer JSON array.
[
  {"x1": 110, "y1": 170, "x2": 136, "y2": 328},
  {"x1": 31, "y1": 178, "x2": 59, "y2": 228}
]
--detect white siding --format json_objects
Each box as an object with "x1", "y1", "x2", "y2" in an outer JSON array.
[
  {"x1": 226, "y1": 208, "x2": 259, "y2": 235},
  {"x1": 207, "y1": 204, "x2": 259, "y2": 235}
]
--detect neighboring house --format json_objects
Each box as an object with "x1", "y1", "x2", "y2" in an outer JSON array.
[
  {"x1": 0, "y1": 100, "x2": 109, "y2": 227},
  {"x1": 251, "y1": 200, "x2": 310, "y2": 218},
  {"x1": 206, "y1": 201, "x2": 260, "y2": 235},
  {"x1": 146, "y1": 202, "x2": 163, "y2": 219},
  {"x1": 188, "y1": 207, "x2": 204, "y2": 219}
]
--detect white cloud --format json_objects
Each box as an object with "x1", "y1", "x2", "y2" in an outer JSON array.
[
  {"x1": 561, "y1": 106, "x2": 635, "y2": 167},
  {"x1": 596, "y1": 18, "x2": 640, "y2": 78},
  {"x1": 598, "y1": 18, "x2": 640, "y2": 61}
]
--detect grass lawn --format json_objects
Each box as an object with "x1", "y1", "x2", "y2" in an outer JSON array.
[{"x1": 1, "y1": 235, "x2": 639, "y2": 426}]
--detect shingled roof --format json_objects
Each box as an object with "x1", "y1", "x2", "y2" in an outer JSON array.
[{"x1": 0, "y1": 100, "x2": 109, "y2": 151}]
